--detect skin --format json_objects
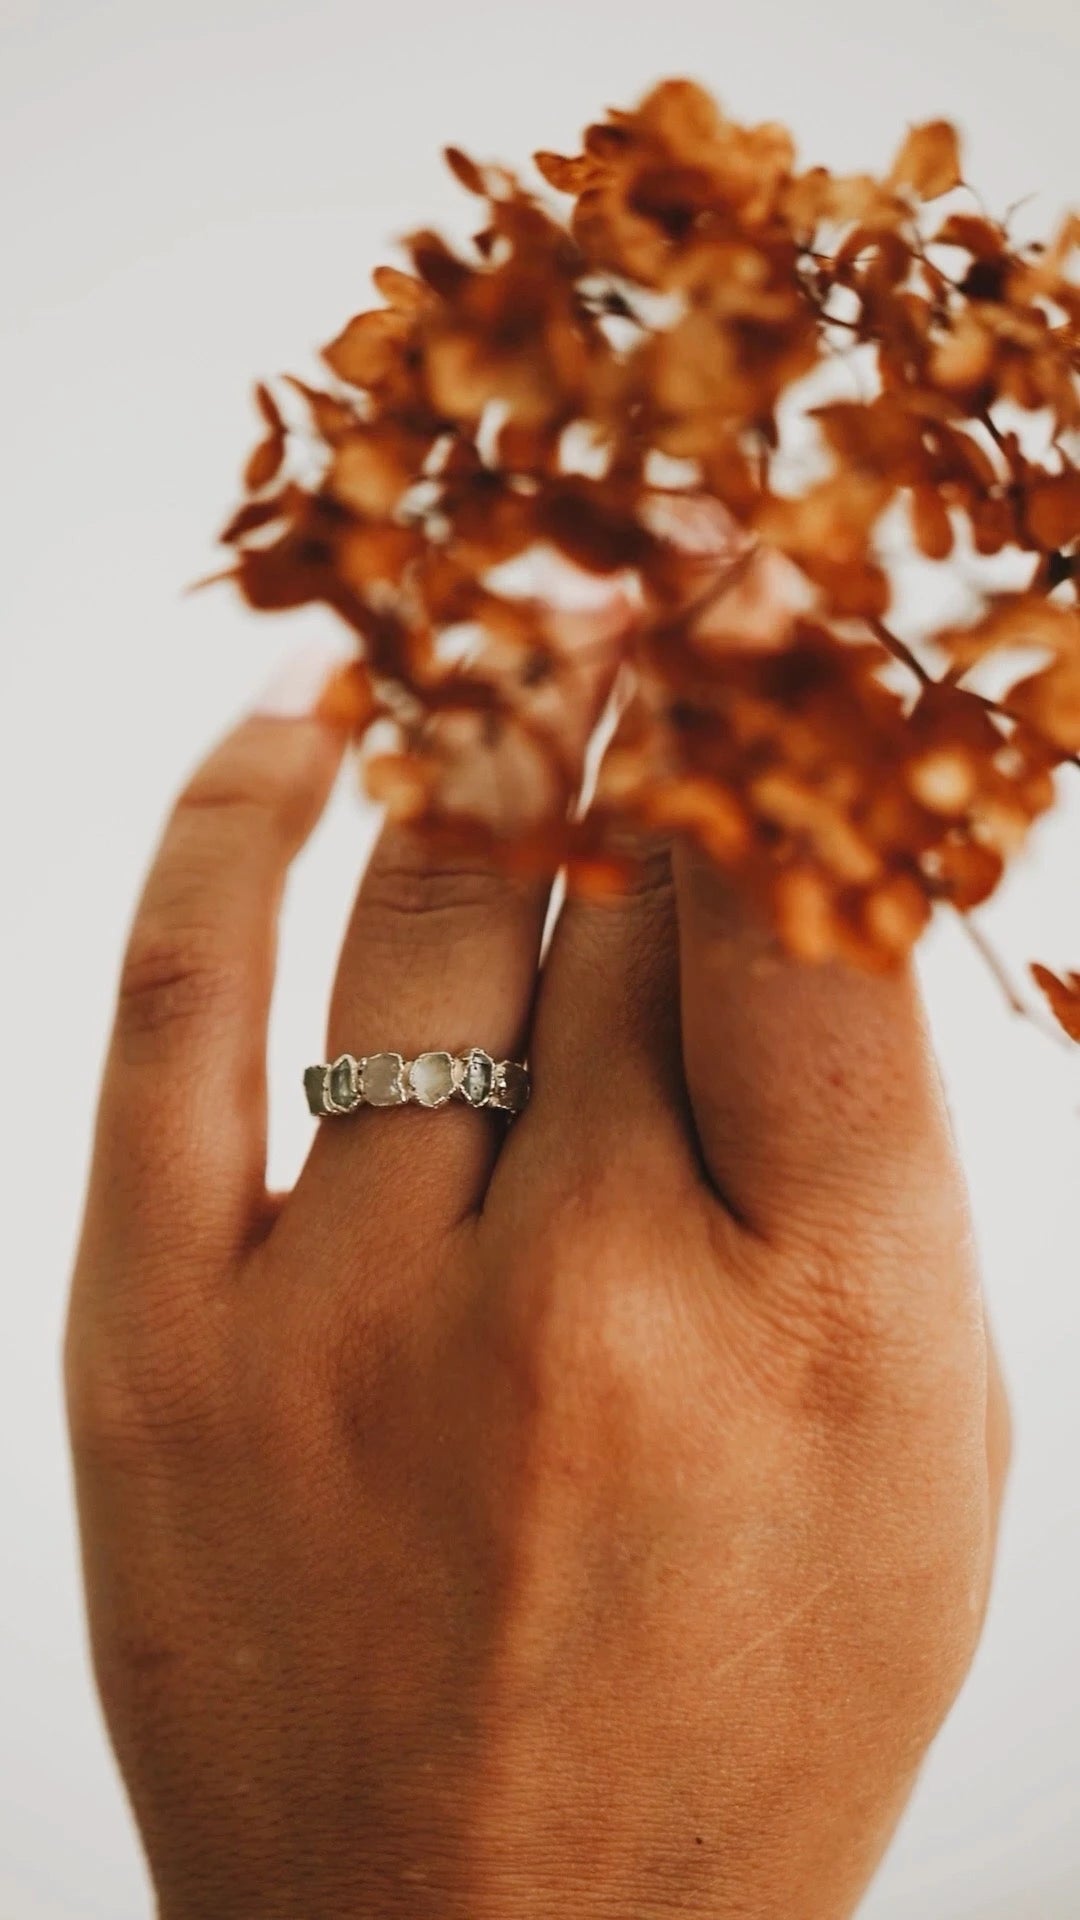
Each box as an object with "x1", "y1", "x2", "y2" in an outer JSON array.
[{"x1": 66, "y1": 693, "x2": 1010, "y2": 1920}]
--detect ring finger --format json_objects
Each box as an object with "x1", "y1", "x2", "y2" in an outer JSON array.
[{"x1": 292, "y1": 824, "x2": 549, "y2": 1240}]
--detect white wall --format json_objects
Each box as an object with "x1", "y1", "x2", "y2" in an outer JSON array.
[{"x1": 1, "y1": 1, "x2": 1077, "y2": 1913}]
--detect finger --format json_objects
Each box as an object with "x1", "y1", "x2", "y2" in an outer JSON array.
[
  {"x1": 984, "y1": 1316, "x2": 1012, "y2": 1530},
  {"x1": 79, "y1": 671, "x2": 345, "y2": 1284},
  {"x1": 674, "y1": 846, "x2": 955, "y2": 1243},
  {"x1": 293, "y1": 826, "x2": 550, "y2": 1234},
  {"x1": 290, "y1": 587, "x2": 635, "y2": 1241},
  {"x1": 527, "y1": 840, "x2": 692, "y2": 1175}
]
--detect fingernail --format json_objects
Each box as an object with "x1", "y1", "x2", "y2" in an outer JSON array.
[{"x1": 252, "y1": 638, "x2": 348, "y2": 718}]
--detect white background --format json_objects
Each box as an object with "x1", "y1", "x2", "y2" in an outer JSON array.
[{"x1": 2, "y1": 1, "x2": 1078, "y2": 1914}]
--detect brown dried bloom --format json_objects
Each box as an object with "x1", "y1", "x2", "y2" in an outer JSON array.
[{"x1": 220, "y1": 81, "x2": 1080, "y2": 1026}]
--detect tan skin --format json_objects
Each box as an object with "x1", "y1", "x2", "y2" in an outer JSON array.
[{"x1": 66, "y1": 693, "x2": 1010, "y2": 1919}]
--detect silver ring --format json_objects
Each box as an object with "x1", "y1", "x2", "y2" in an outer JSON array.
[{"x1": 304, "y1": 1049, "x2": 530, "y2": 1118}]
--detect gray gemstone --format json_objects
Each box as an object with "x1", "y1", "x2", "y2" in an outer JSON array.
[
  {"x1": 328, "y1": 1054, "x2": 359, "y2": 1112},
  {"x1": 494, "y1": 1061, "x2": 529, "y2": 1112},
  {"x1": 304, "y1": 1065, "x2": 329, "y2": 1116},
  {"x1": 409, "y1": 1051, "x2": 454, "y2": 1107},
  {"x1": 362, "y1": 1052, "x2": 406, "y2": 1106},
  {"x1": 459, "y1": 1049, "x2": 494, "y2": 1107}
]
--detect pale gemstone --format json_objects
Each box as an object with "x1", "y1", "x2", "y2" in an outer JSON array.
[
  {"x1": 304, "y1": 1065, "x2": 329, "y2": 1116},
  {"x1": 362, "y1": 1052, "x2": 405, "y2": 1106},
  {"x1": 329, "y1": 1055, "x2": 359, "y2": 1111},
  {"x1": 409, "y1": 1051, "x2": 454, "y2": 1107},
  {"x1": 460, "y1": 1049, "x2": 494, "y2": 1107}
]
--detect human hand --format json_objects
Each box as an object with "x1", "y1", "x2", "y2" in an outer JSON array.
[{"x1": 66, "y1": 665, "x2": 1009, "y2": 1919}]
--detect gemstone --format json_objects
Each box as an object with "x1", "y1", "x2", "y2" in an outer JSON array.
[
  {"x1": 328, "y1": 1054, "x2": 359, "y2": 1112},
  {"x1": 362, "y1": 1052, "x2": 405, "y2": 1106},
  {"x1": 304, "y1": 1065, "x2": 329, "y2": 1115},
  {"x1": 494, "y1": 1061, "x2": 529, "y2": 1112},
  {"x1": 409, "y1": 1051, "x2": 455, "y2": 1107},
  {"x1": 459, "y1": 1049, "x2": 494, "y2": 1107}
]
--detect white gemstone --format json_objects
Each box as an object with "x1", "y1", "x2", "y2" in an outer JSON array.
[
  {"x1": 362, "y1": 1052, "x2": 406, "y2": 1106},
  {"x1": 409, "y1": 1051, "x2": 454, "y2": 1107}
]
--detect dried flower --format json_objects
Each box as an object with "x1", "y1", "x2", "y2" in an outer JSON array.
[
  {"x1": 219, "y1": 81, "x2": 1080, "y2": 1033},
  {"x1": 1031, "y1": 965, "x2": 1080, "y2": 1041}
]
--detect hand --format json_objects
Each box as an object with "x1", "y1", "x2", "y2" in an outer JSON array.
[{"x1": 66, "y1": 672, "x2": 1009, "y2": 1920}]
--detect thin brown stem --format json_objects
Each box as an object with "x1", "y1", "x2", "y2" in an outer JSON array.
[
  {"x1": 956, "y1": 913, "x2": 1072, "y2": 1046},
  {"x1": 869, "y1": 618, "x2": 933, "y2": 686},
  {"x1": 958, "y1": 914, "x2": 1028, "y2": 1017}
]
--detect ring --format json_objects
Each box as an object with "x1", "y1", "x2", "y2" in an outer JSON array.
[{"x1": 304, "y1": 1049, "x2": 530, "y2": 1118}]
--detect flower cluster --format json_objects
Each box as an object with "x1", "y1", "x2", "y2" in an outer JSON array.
[{"x1": 220, "y1": 81, "x2": 1079, "y2": 1022}]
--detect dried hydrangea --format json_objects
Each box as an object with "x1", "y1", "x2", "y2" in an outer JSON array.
[{"x1": 219, "y1": 80, "x2": 1080, "y2": 1028}]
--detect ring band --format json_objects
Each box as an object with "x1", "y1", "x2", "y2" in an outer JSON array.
[{"x1": 304, "y1": 1049, "x2": 530, "y2": 1118}]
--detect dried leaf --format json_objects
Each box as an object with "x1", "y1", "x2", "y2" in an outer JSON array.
[
  {"x1": 1026, "y1": 471, "x2": 1080, "y2": 550},
  {"x1": 444, "y1": 146, "x2": 488, "y2": 195},
  {"x1": 253, "y1": 382, "x2": 283, "y2": 433},
  {"x1": 372, "y1": 264, "x2": 431, "y2": 314},
  {"x1": 1031, "y1": 964, "x2": 1080, "y2": 1040},
  {"x1": 911, "y1": 485, "x2": 955, "y2": 561},
  {"x1": 220, "y1": 491, "x2": 291, "y2": 544},
  {"x1": 283, "y1": 376, "x2": 359, "y2": 443},
  {"x1": 364, "y1": 751, "x2": 433, "y2": 818},
  {"x1": 244, "y1": 429, "x2": 286, "y2": 492},
  {"x1": 1007, "y1": 656, "x2": 1080, "y2": 751},
  {"x1": 328, "y1": 426, "x2": 430, "y2": 516},
  {"x1": 932, "y1": 213, "x2": 1006, "y2": 258},
  {"x1": 533, "y1": 149, "x2": 594, "y2": 194},
  {"x1": 316, "y1": 660, "x2": 380, "y2": 731},
  {"x1": 889, "y1": 120, "x2": 963, "y2": 200},
  {"x1": 323, "y1": 308, "x2": 413, "y2": 387}
]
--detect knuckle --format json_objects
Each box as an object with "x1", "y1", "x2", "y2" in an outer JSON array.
[
  {"x1": 567, "y1": 850, "x2": 674, "y2": 973},
  {"x1": 160, "y1": 740, "x2": 315, "y2": 882},
  {"x1": 497, "y1": 1186, "x2": 674, "y2": 1435},
  {"x1": 176, "y1": 739, "x2": 298, "y2": 829},
  {"x1": 116, "y1": 923, "x2": 244, "y2": 1045},
  {"x1": 362, "y1": 853, "x2": 523, "y2": 934},
  {"x1": 735, "y1": 1236, "x2": 916, "y2": 1426},
  {"x1": 566, "y1": 849, "x2": 674, "y2": 958},
  {"x1": 600, "y1": 841, "x2": 674, "y2": 909}
]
